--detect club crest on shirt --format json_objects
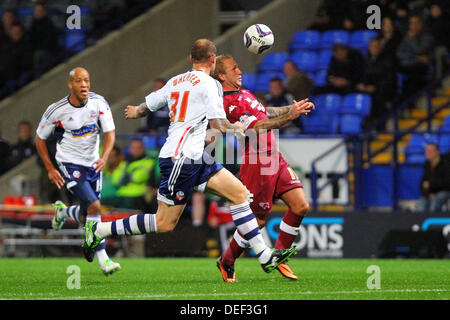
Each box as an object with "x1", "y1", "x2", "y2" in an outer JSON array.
[{"x1": 176, "y1": 191, "x2": 185, "y2": 200}]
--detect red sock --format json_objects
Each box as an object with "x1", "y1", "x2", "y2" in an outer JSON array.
[
  {"x1": 221, "y1": 231, "x2": 246, "y2": 266},
  {"x1": 274, "y1": 210, "x2": 304, "y2": 249}
]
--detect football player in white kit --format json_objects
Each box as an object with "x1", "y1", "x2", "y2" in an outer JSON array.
[
  {"x1": 82, "y1": 39, "x2": 298, "y2": 277},
  {"x1": 35, "y1": 67, "x2": 121, "y2": 275}
]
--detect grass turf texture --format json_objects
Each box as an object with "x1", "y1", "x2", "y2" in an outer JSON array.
[{"x1": 0, "y1": 258, "x2": 448, "y2": 300}]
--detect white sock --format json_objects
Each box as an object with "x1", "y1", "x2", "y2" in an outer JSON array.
[{"x1": 229, "y1": 202, "x2": 272, "y2": 264}]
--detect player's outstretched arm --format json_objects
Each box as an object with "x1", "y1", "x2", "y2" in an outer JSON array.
[
  {"x1": 266, "y1": 106, "x2": 291, "y2": 118},
  {"x1": 252, "y1": 98, "x2": 314, "y2": 132},
  {"x1": 124, "y1": 102, "x2": 150, "y2": 119}
]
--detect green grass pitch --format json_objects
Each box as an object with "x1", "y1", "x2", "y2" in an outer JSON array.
[{"x1": 0, "y1": 258, "x2": 448, "y2": 300}]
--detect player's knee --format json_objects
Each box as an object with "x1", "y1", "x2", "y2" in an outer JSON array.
[
  {"x1": 230, "y1": 185, "x2": 249, "y2": 205},
  {"x1": 290, "y1": 200, "x2": 309, "y2": 217}
]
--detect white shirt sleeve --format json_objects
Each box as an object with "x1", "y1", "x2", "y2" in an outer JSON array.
[
  {"x1": 98, "y1": 99, "x2": 115, "y2": 132},
  {"x1": 145, "y1": 86, "x2": 168, "y2": 112},
  {"x1": 36, "y1": 106, "x2": 56, "y2": 140},
  {"x1": 205, "y1": 79, "x2": 226, "y2": 119}
]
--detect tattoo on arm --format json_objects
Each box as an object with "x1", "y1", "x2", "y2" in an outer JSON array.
[
  {"x1": 266, "y1": 106, "x2": 290, "y2": 118},
  {"x1": 137, "y1": 102, "x2": 151, "y2": 118},
  {"x1": 253, "y1": 112, "x2": 293, "y2": 132}
]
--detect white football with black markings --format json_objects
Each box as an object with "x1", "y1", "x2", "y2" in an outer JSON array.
[{"x1": 243, "y1": 24, "x2": 274, "y2": 54}]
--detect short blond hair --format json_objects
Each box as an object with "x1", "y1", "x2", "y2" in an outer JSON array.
[{"x1": 213, "y1": 54, "x2": 234, "y2": 82}]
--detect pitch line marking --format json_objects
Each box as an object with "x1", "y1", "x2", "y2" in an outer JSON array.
[{"x1": 1, "y1": 288, "x2": 448, "y2": 300}]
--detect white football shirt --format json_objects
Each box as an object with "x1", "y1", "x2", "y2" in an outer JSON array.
[
  {"x1": 36, "y1": 92, "x2": 115, "y2": 167},
  {"x1": 145, "y1": 70, "x2": 226, "y2": 160}
]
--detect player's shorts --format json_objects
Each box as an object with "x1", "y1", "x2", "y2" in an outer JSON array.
[
  {"x1": 240, "y1": 152, "x2": 302, "y2": 215},
  {"x1": 157, "y1": 151, "x2": 223, "y2": 206},
  {"x1": 58, "y1": 162, "x2": 101, "y2": 209}
]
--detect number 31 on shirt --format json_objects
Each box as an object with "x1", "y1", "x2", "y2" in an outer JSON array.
[{"x1": 170, "y1": 91, "x2": 190, "y2": 122}]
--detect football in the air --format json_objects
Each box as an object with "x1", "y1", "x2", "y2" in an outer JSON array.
[{"x1": 243, "y1": 24, "x2": 274, "y2": 54}]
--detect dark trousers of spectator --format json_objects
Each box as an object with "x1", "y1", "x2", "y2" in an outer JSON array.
[
  {"x1": 399, "y1": 63, "x2": 429, "y2": 103},
  {"x1": 365, "y1": 95, "x2": 394, "y2": 131}
]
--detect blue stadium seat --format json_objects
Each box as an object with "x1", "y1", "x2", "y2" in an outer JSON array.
[
  {"x1": 242, "y1": 73, "x2": 257, "y2": 92},
  {"x1": 404, "y1": 133, "x2": 438, "y2": 159},
  {"x1": 16, "y1": 7, "x2": 34, "y2": 17},
  {"x1": 440, "y1": 115, "x2": 450, "y2": 131},
  {"x1": 320, "y1": 30, "x2": 350, "y2": 49},
  {"x1": 405, "y1": 153, "x2": 426, "y2": 164},
  {"x1": 289, "y1": 51, "x2": 317, "y2": 72},
  {"x1": 405, "y1": 133, "x2": 426, "y2": 154},
  {"x1": 316, "y1": 49, "x2": 333, "y2": 70},
  {"x1": 65, "y1": 28, "x2": 86, "y2": 53},
  {"x1": 349, "y1": 30, "x2": 379, "y2": 51},
  {"x1": 289, "y1": 30, "x2": 321, "y2": 52},
  {"x1": 341, "y1": 93, "x2": 371, "y2": 117},
  {"x1": 339, "y1": 114, "x2": 362, "y2": 135},
  {"x1": 254, "y1": 72, "x2": 284, "y2": 92},
  {"x1": 314, "y1": 69, "x2": 328, "y2": 87},
  {"x1": 142, "y1": 135, "x2": 157, "y2": 149},
  {"x1": 302, "y1": 112, "x2": 339, "y2": 134},
  {"x1": 312, "y1": 93, "x2": 342, "y2": 113},
  {"x1": 257, "y1": 52, "x2": 289, "y2": 73},
  {"x1": 439, "y1": 134, "x2": 450, "y2": 153}
]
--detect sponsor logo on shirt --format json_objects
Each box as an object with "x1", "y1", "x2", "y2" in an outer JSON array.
[
  {"x1": 71, "y1": 124, "x2": 97, "y2": 138},
  {"x1": 259, "y1": 202, "x2": 270, "y2": 210}
]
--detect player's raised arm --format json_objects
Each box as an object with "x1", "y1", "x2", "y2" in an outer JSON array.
[{"x1": 252, "y1": 98, "x2": 314, "y2": 132}]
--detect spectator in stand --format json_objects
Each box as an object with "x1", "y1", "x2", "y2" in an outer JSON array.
[
  {"x1": 377, "y1": 16, "x2": 402, "y2": 61},
  {"x1": 93, "y1": 0, "x2": 126, "y2": 33},
  {"x1": 10, "y1": 120, "x2": 36, "y2": 168},
  {"x1": 325, "y1": 43, "x2": 364, "y2": 94},
  {"x1": 4, "y1": 22, "x2": 33, "y2": 83},
  {"x1": 418, "y1": 143, "x2": 450, "y2": 212},
  {"x1": 283, "y1": 60, "x2": 313, "y2": 101},
  {"x1": 29, "y1": 2, "x2": 60, "y2": 76},
  {"x1": 265, "y1": 77, "x2": 295, "y2": 107},
  {"x1": 141, "y1": 78, "x2": 170, "y2": 134},
  {"x1": 308, "y1": 0, "x2": 349, "y2": 31},
  {"x1": 392, "y1": 0, "x2": 410, "y2": 35},
  {"x1": 0, "y1": 9, "x2": 17, "y2": 42},
  {"x1": 264, "y1": 77, "x2": 301, "y2": 133},
  {"x1": 0, "y1": 125, "x2": 12, "y2": 175},
  {"x1": 101, "y1": 145, "x2": 125, "y2": 205},
  {"x1": 357, "y1": 38, "x2": 397, "y2": 129},
  {"x1": 426, "y1": 2, "x2": 450, "y2": 79},
  {"x1": 0, "y1": 9, "x2": 18, "y2": 87},
  {"x1": 104, "y1": 139, "x2": 154, "y2": 209},
  {"x1": 396, "y1": 14, "x2": 434, "y2": 100}
]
